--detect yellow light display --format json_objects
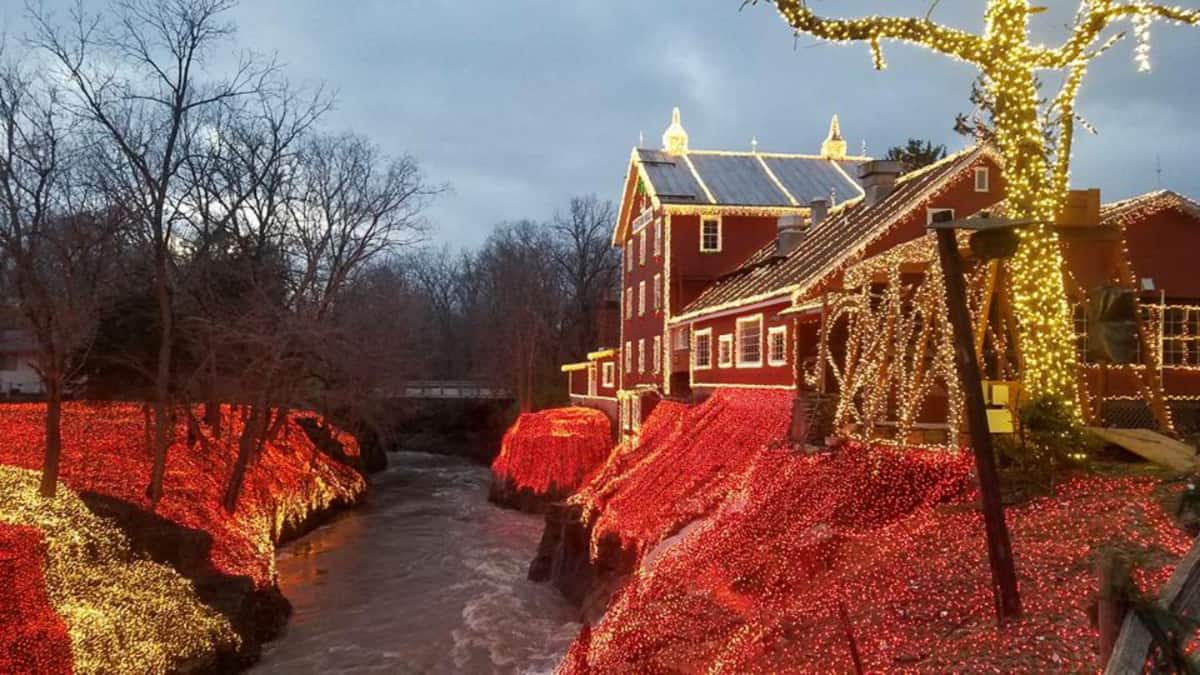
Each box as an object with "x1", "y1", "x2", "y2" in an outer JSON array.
[
  {"x1": 0, "y1": 466, "x2": 240, "y2": 674},
  {"x1": 766, "y1": 0, "x2": 1200, "y2": 421}
]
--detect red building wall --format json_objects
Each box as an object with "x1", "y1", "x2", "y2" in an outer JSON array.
[
  {"x1": 620, "y1": 190, "x2": 667, "y2": 389},
  {"x1": 668, "y1": 213, "x2": 781, "y2": 313},
  {"x1": 690, "y1": 299, "x2": 794, "y2": 389},
  {"x1": 1124, "y1": 207, "x2": 1200, "y2": 302}
]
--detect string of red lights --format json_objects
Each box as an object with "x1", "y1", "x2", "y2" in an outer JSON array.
[{"x1": 491, "y1": 407, "x2": 613, "y2": 498}]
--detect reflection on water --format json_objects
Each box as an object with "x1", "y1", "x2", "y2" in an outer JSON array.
[{"x1": 253, "y1": 452, "x2": 579, "y2": 674}]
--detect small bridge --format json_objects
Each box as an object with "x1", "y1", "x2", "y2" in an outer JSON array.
[{"x1": 390, "y1": 380, "x2": 512, "y2": 401}]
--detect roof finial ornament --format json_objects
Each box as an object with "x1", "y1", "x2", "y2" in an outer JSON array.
[
  {"x1": 821, "y1": 114, "x2": 847, "y2": 160},
  {"x1": 751, "y1": 135, "x2": 758, "y2": 153},
  {"x1": 662, "y1": 106, "x2": 689, "y2": 155}
]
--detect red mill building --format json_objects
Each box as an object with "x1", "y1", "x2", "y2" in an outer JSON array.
[{"x1": 562, "y1": 109, "x2": 1200, "y2": 443}]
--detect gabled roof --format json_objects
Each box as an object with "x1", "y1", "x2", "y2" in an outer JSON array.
[
  {"x1": 637, "y1": 148, "x2": 866, "y2": 208},
  {"x1": 1099, "y1": 189, "x2": 1200, "y2": 226},
  {"x1": 673, "y1": 146, "x2": 996, "y2": 322},
  {"x1": 613, "y1": 147, "x2": 870, "y2": 244}
]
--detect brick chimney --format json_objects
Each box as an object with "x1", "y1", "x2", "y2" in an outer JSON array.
[
  {"x1": 858, "y1": 160, "x2": 903, "y2": 207},
  {"x1": 809, "y1": 198, "x2": 828, "y2": 226},
  {"x1": 776, "y1": 214, "x2": 805, "y2": 258}
]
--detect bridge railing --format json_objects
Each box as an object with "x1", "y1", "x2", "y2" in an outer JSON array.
[{"x1": 391, "y1": 380, "x2": 512, "y2": 400}]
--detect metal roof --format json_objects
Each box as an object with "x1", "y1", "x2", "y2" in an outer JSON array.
[
  {"x1": 676, "y1": 147, "x2": 991, "y2": 320},
  {"x1": 636, "y1": 149, "x2": 865, "y2": 208}
]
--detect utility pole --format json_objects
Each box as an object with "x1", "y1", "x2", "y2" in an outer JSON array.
[{"x1": 931, "y1": 212, "x2": 1023, "y2": 621}]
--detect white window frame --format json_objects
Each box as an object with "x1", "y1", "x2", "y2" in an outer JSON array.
[
  {"x1": 638, "y1": 281, "x2": 646, "y2": 316},
  {"x1": 767, "y1": 325, "x2": 788, "y2": 366},
  {"x1": 700, "y1": 216, "x2": 722, "y2": 253},
  {"x1": 653, "y1": 273, "x2": 662, "y2": 311},
  {"x1": 693, "y1": 328, "x2": 713, "y2": 370},
  {"x1": 927, "y1": 208, "x2": 955, "y2": 225},
  {"x1": 654, "y1": 218, "x2": 663, "y2": 257},
  {"x1": 624, "y1": 341, "x2": 632, "y2": 373},
  {"x1": 974, "y1": 167, "x2": 990, "y2": 192},
  {"x1": 639, "y1": 230, "x2": 647, "y2": 266},
  {"x1": 627, "y1": 239, "x2": 634, "y2": 271},
  {"x1": 602, "y1": 361, "x2": 615, "y2": 387},
  {"x1": 625, "y1": 287, "x2": 633, "y2": 319},
  {"x1": 718, "y1": 334, "x2": 734, "y2": 368},
  {"x1": 653, "y1": 335, "x2": 661, "y2": 374},
  {"x1": 736, "y1": 314, "x2": 764, "y2": 368},
  {"x1": 638, "y1": 338, "x2": 645, "y2": 373}
]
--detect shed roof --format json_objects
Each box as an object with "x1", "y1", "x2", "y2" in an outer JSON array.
[{"x1": 675, "y1": 146, "x2": 993, "y2": 322}]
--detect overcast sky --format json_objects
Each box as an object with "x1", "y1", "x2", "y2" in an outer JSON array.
[{"x1": 6, "y1": 1, "x2": 1199, "y2": 247}]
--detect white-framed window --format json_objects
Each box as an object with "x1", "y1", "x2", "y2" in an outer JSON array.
[
  {"x1": 625, "y1": 287, "x2": 633, "y2": 319},
  {"x1": 638, "y1": 338, "x2": 645, "y2": 373},
  {"x1": 718, "y1": 334, "x2": 733, "y2": 368},
  {"x1": 624, "y1": 341, "x2": 632, "y2": 373},
  {"x1": 639, "y1": 230, "x2": 647, "y2": 266},
  {"x1": 653, "y1": 335, "x2": 661, "y2": 374},
  {"x1": 653, "y1": 273, "x2": 662, "y2": 311},
  {"x1": 654, "y1": 218, "x2": 663, "y2": 257},
  {"x1": 627, "y1": 239, "x2": 633, "y2": 271},
  {"x1": 767, "y1": 325, "x2": 788, "y2": 366},
  {"x1": 602, "y1": 361, "x2": 615, "y2": 388},
  {"x1": 638, "y1": 281, "x2": 646, "y2": 316},
  {"x1": 974, "y1": 167, "x2": 990, "y2": 192},
  {"x1": 693, "y1": 328, "x2": 712, "y2": 369},
  {"x1": 736, "y1": 315, "x2": 763, "y2": 367},
  {"x1": 927, "y1": 208, "x2": 955, "y2": 225},
  {"x1": 700, "y1": 216, "x2": 721, "y2": 252}
]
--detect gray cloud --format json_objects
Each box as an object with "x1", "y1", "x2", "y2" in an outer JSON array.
[{"x1": 5, "y1": 0, "x2": 1198, "y2": 246}]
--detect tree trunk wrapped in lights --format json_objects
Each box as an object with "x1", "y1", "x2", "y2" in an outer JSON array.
[{"x1": 755, "y1": 0, "x2": 1200, "y2": 417}]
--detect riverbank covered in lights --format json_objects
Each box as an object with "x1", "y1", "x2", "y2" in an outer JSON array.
[
  {"x1": 570, "y1": 388, "x2": 793, "y2": 557},
  {"x1": 491, "y1": 407, "x2": 613, "y2": 506},
  {"x1": 558, "y1": 438, "x2": 1190, "y2": 673},
  {"x1": 0, "y1": 402, "x2": 367, "y2": 672}
]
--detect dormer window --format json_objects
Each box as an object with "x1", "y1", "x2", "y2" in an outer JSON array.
[
  {"x1": 974, "y1": 167, "x2": 990, "y2": 192},
  {"x1": 700, "y1": 216, "x2": 721, "y2": 252}
]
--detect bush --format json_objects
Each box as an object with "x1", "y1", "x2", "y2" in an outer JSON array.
[{"x1": 997, "y1": 396, "x2": 1091, "y2": 485}]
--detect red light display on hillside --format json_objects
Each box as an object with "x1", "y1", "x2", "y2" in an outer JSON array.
[
  {"x1": 492, "y1": 407, "x2": 613, "y2": 498},
  {"x1": 571, "y1": 389, "x2": 793, "y2": 557},
  {"x1": 0, "y1": 402, "x2": 365, "y2": 588},
  {"x1": 0, "y1": 523, "x2": 73, "y2": 675},
  {"x1": 560, "y1": 438, "x2": 1190, "y2": 673}
]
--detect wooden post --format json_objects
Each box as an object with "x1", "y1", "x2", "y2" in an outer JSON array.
[{"x1": 935, "y1": 228, "x2": 1023, "y2": 621}]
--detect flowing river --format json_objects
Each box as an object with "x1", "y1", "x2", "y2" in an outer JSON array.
[{"x1": 253, "y1": 451, "x2": 580, "y2": 674}]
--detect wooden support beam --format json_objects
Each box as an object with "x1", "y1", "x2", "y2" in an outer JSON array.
[{"x1": 1105, "y1": 535, "x2": 1200, "y2": 673}]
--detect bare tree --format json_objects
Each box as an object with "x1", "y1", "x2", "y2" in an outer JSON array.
[
  {"x1": 550, "y1": 195, "x2": 619, "y2": 358},
  {"x1": 215, "y1": 131, "x2": 434, "y2": 512},
  {"x1": 473, "y1": 222, "x2": 564, "y2": 412},
  {"x1": 0, "y1": 52, "x2": 123, "y2": 497},
  {"x1": 31, "y1": 0, "x2": 282, "y2": 503}
]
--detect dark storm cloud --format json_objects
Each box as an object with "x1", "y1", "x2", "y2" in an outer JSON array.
[{"x1": 6, "y1": 0, "x2": 1199, "y2": 246}]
